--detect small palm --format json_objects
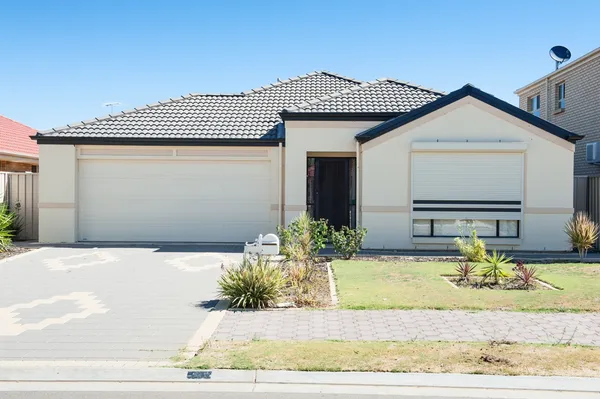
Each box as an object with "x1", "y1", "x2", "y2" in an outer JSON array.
[{"x1": 481, "y1": 250, "x2": 512, "y2": 284}]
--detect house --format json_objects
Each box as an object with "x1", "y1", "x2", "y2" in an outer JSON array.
[
  {"x1": 515, "y1": 47, "x2": 600, "y2": 177},
  {"x1": 0, "y1": 115, "x2": 38, "y2": 172},
  {"x1": 33, "y1": 71, "x2": 581, "y2": 250}
]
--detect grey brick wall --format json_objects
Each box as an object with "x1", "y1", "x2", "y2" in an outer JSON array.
[{"x1": 517, "y1": 56, "x2": 600, "y2": 176}]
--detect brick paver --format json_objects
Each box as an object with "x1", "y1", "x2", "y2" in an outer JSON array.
[{"x1": 213, "y1": 309, "x2": 600, "y2": 345}]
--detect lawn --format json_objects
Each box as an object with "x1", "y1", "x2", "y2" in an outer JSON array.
[
  {"x1": 182, "y1": 340, "x2": 600, "y2": 377},
  {"x1": 332, "y1": 261, "x2": 600, "y2": 312}
]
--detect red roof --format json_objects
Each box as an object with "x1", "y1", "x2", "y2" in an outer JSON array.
[{"x1": 0, "y1": 115, "x2": 38, "y2": 157}]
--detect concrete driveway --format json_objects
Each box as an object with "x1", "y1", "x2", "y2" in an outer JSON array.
[{"x1": 0, "y1": 245, "x2": 242, "y2": 361}]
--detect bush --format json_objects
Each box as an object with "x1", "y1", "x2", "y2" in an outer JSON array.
[
  {"x1": 277, "y1": 212, "x2": 328, "y2": 263},
  {"x1": 454, "y1": 229, "x2": 486, "y2": 262},
  {"x1": 481, "y1": 250, "x2": 512, "y2": 284},
  {"x1": 565, "y1": 212, "x2": 599, "y2": 260},
  {"x1": 0, "y1": 204, "x2": 17, "y2": 251},
  {"x1": 217, "y1": 257, "x2": 286, "y2": 309},
  {"x1": 330, "y1": 226, "x2": 367, "y2": 260}
]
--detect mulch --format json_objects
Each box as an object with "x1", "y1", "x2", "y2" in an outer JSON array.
[{"x1": 0, "y1": 246, "x2": 31, "y2": 261}]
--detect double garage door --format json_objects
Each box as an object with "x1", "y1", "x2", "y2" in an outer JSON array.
[{"x1": 78, "y1": 158, "x2": 273, "y2": 242}]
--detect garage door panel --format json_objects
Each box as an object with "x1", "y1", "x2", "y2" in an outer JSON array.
[{"x1": 78, "y1": 159, "x2": 273, "y2": 242}]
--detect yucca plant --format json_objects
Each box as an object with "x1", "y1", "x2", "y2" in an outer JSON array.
[
  {"x1": 0, "y1": 204, "x2": 17, "y2": 251},
  {"x1": 565, "y1": 212, "x2": 599, "y2": 260},
  {"x1": 217, "y1": 257, "x2": 286, "y2": 309},
  {"x1": 454, "y1": 229, "x2": 486, "y2": 262},
  {"x1": 455, "y1": 261, "x2": 477, "y2": 282},
  {"x1": 512, "y1": 260, "x2": 538, "y2": 289},
  {"x1": 481, "y1": 250, "x2": 512, "y2": 285}
]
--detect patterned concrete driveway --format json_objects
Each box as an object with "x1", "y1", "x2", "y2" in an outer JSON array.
[{"x1": 0, "y1": 245, "x2": 242, "y2": 361}]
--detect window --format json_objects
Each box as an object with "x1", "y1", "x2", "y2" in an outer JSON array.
[
  {"x1": 527, "y1": 94, "x2": 540, "y2": 117},
  {"x1": 556, "y1": 82, "x2": 566, "y2": 110},
  {"x1": 412, "y1": 219, "x2": 520, "y2": 238}
]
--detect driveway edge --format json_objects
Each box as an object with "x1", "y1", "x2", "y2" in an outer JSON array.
[
  {"x1": 0, "y1": 247, "x2": 48, "y2": 265},
  {"x1": 183, "y1": 299, "x2": 230, "y2": 359}
]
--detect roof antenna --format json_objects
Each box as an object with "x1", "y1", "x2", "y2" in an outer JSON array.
[
  {"x1": 549, "y1": 46, "x2": 571, "y2": 71},
  {"x1": 103, "y1": 102, "x2": 122, "y2": 114}
]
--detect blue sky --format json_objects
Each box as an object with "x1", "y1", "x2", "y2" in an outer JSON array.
[{"x1": 1, "y1": 0, "x2": 597, "y2": 130}]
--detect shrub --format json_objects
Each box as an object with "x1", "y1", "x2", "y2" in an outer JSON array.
[
  {"x1": 454, "y1": 229, "x2": 486, "y2": 262},
  {"x1": 277, "y1": 212, "x2": 328, "y2": 263},
  {"x1": 565, "y1": 212, "x2": 599, "y2": 260},
  {"x1": 480, "y1": 250, "x2": 512, "y2": 284},
  {"x1": 217, "y1": 257, "x2": 286, "y2": 309},
  {"x1": 0, "y1": 204, "x2": 17, "y2": 251},
  {"x1": 329, "y1": 226, "x2": 367, "y2": 260},
  {"x1": 512, "y1": 260, "x2": 538, "y2": 289},
  {"x1": 455, "y1": 261, "x2": 477, "y2": 282}
]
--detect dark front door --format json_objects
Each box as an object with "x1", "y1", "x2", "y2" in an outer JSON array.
[{"x1": 315, "y1": 158, "x2": 350, "y2": 230}]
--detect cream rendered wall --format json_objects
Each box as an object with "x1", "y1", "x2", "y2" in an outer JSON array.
[
  {"x1": 361, "y1": 97, "x2": 574, "y2": 251},
  {"x1": 283, "y1": 120, "x2": 380, "y2": 224},
  {"x1": 38, "y1": 144, "x2": 77, "y2": 243},
  {"x1": 38, "y1": 145, "x2": 281, "y2": 243}
]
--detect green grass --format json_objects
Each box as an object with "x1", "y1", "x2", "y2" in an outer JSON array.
[
  {"x1": 181, "y1": 340, "x2": 600, "y2": 377},
  {"x1": 332, "y1": 261, "x2": 600, "y2": 312}
]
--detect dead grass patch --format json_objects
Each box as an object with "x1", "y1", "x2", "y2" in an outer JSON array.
[{"x1": 182, "y1": 340, "x2": 600, "y2": 377}]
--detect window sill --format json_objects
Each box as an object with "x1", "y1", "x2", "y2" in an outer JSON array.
[
  {"x1": 553, "y1": 108, "x2": 565, "y2": 115},
  {"x1": 412, "y1": 237, "x2": 522, "y2": 246}
]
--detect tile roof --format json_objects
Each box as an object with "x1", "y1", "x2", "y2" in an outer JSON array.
[
  {"x1": 37, "y1": 72, "x2": 361, "y2": 140},
  {"x1": 0, "y1": 115, "x2": 38, "y2": 156},
  {"x1": 283, "y1": 79, "x2": 444, "y2": 113},
  {"x1": 35, "y1": 72, "x2": 444, "y2": 142}
]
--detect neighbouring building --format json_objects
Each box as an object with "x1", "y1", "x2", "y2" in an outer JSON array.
[
  {"x1": 0, "y1": 115, "x2": 39, "y2": 172},
  {"x1": 515, "y1": 47, "x2": 600, "y2": 177},
  {"x1": 33, "y1": 71, "x2": 581, "y2": 250}
]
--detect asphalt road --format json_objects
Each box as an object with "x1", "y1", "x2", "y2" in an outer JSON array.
[{"x1": 1, "y1": 393, "x2": 464, "y2": 399}]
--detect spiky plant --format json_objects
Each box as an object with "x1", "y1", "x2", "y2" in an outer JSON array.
[
  {"x1": 0, "y1": 204, "x2": 16, "y2": 251},
  {"x1": 481, "y1": 250, "x2": 512, "y2": 285},
  {"x1": 565, "y1": 212, "x2": 599, "y2": 260},
  {"x1": 455, "y1": 261, "x2": 477, "y2": 282},
  {"x1": 217, "y1": 257, "x2": 286, "y2": 309},
  {"x1": 512, "y1": 260, "x2": 539, "y2": 289}
]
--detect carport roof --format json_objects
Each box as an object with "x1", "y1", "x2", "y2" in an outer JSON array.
[{"x1": 32, "y1": 72, "x2": 444, "y2": 145}]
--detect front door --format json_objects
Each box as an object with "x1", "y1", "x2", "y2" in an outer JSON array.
[{"x1": 314, "y1": 158, "x2": 350, "y2": 230}]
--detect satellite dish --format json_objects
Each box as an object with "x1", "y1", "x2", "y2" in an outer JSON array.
[{"x1": 550, "y1": 46, "x2": 571, "y2": 70}]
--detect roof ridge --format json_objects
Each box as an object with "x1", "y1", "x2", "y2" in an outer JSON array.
[
  {"x1": 37, "y1": 93, "x2": 243, "y2": 135},
  {"x1": 242, "y1": 71, "x2": 362, "y2": 95},
  {"x1": 378, "y1": 78, "x2": 447, "y2": 95},
  {"x1": 283, "y1": 78, "x2": 445, "y2": 112},
  {"x1": 283, "y1": 79, "x2": 388, "y2": 111}
]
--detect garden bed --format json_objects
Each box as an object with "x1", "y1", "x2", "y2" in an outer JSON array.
[
  {"x1": 278, "y1": 261, "x2": 333, "y2": 308},
  {"x1": 0, "y1": 246, "x2": 31, "y2": 261},
  {"x1": 442, "y1": 275, "x2": 557, "y2": 291}
]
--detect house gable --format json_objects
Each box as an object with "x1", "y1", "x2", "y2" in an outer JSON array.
[{"x1": 356, "y1": 84, "x2": 583, "y2": 146}]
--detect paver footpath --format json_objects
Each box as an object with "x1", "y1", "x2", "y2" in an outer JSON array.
[{"x1": 213, "y1": 309, "x2": 600, "y2": 345}]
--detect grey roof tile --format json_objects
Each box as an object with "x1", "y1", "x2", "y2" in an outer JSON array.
[
  {"x1": 283, "y1": 79, "x2": 444, "y2": 113},
  {"x1": 38, "y1": 72, "x2": 443, "y2": 140}
]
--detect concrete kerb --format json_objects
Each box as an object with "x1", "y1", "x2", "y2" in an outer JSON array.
[
  {"x1": 326, "y1": 262, "x2": 338, "y2": 306},
  {"x1": 1, "y1": 368, "x2": 600, "y2": 394}
]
